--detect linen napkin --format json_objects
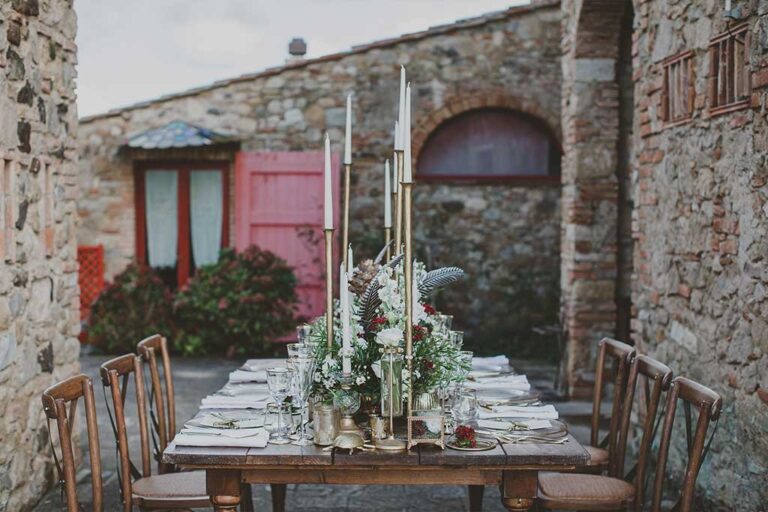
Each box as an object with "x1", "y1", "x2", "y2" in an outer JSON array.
[
  {"x1": 200, "y1": 395, "x2": 269, "y2": 409},
  {"x1": 218, "y1": 383, "x2": 270, "y2": 398},
  {"x1": 228, "y1": 369, "x2": 267, "y2": 384},
  {"x1": 173, "y1": 429, "x2": 269, "y2": 448},
  {"x1": 240, "y1": 358, "x2": 283, "y2": 372},
  {"x1": 186, "y1": 412, "x2": 264, "y2": 429},
  {"x1": 477, "y1": 419, "x2": 552, "y2": 430},
  {"x1": 478, "y1": 404, "x2": 558, "y2": 420},
  {"x1": 465, "y1": 374, "x2": 531, "y2": 391},
  {"x1": 472, "y1": 355, "x2": 510, "y2": 372}
]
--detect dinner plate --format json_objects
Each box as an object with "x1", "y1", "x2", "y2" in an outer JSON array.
[
  {"x1": 446, "y1": 438, "x2": 497, "y2": 451},
  {"x1": 480, "y1": 418, "x2": 568, "y2": 438},
  {"x1": 477, "y1": 389, "x2": 541, "y2": 405}
]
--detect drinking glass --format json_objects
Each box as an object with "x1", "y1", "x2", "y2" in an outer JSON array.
[
  {"x1": 449, "y1": 330, "x2": 464, "y2": 349},
  {"x1": 287, "y1": 343, "x2": 313, "y2": 359},
  {"x1": 435, "y1": 314, "x2": 454, "y2": 333},
  {"x1": 296, "y1": 324, "x2": 312, "y2": 344},
  {"x1": 266, "y1": 367, "x2": 294, "y2": 444},
  {"x1": 264, "y1": 402, "x2": 293, "y2": 439},
  {"x1": 459, "y1": 350, "x2": 474, "y2": 381},
  {"x1": 287, "y1": 356, "x2": 316, "y2": 446},
  {"x1": 451, "y1": 388, "x2": 478, "y2": 426}
]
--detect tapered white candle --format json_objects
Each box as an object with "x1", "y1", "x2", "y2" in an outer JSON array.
[
  {"x1": 402, "y1": 83, "x2": 412, "y2": 183},
  {"x1": 324, "y1": 133, "x2": 333, "y2": 229},
  {"x1": 344, "y1": 93, "x2": 352, "y2": 165},
  {"x1": 395, "y1": 66, "x2": 406, "y2": 151},
  {"x1": 384, "y1": 160, "x2": 392, "y2": 228},
  {"x1": 340, "y1": 261, "x2": 351, "y2": 374},
  {"x1": 393, "y1": 151, "x2": 398, "y2": 187},
  {"x1": 347, "y1": 245, "x2": 354, "y2": 274}
]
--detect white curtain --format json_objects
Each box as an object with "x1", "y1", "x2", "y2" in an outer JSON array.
[
  {"x1": 190, "y1": 170, "x2": 223, "y2": 267},
  {"x1": 145, "y1": 170, "x2": 178, "y2": 268}
]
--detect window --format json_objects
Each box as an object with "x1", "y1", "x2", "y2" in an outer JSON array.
[
  {"x1": 662, "y1": 51, "x2": 694, "y2": 124},
  {"x1": 135, "y1": 161, "x2": 229, "y2": 288},
  {"x1": 417, "y1": 108, "x2": 560, "y2": 182},
  {"x1": 709, "y1": 23, "x2": 750, "y2": 115}
]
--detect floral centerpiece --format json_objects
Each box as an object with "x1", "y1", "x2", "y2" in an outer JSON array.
[{"x1": 308, "y1": 254, "x2": 467, "y2": 407}]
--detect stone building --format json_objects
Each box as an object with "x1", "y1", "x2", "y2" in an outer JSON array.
[
  {"x1": 77, "y1": 1, "x2": 564, "y2": 354},
  {"x1": 560, "y1": 0, "x2": 767, "y2": 508},
  {"x1": 0, "y1": 0, "x2": 80, "y2": 510}
]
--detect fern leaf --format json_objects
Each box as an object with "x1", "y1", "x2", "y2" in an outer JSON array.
[{"x1": 418, "y1": 267, "x2": 465, "y2": 297}]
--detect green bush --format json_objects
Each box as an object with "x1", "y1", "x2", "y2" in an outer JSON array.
[
  {"x1": 173, "y1": 246, "x2": 300, "y2": 357},
  {"x1": 86, "y1": 264, "x2": 176, "y2": 353}
]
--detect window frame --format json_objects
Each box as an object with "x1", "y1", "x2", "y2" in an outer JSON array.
[
  {"x1": 415, "y1": 108, "x2": 562, "y2": 186},
  {"x1": 134, "y1": 159, "x2": 230, "y2": 287},
  {"x1": 662, "y1": 50, "x2": 695, "y2": 127},
  {"x1": 708, "y1": 23, "x2": 751, "y2": 117}
]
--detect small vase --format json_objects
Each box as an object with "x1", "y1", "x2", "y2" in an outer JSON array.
[
  {"x1": 380, "y1": 352, "x2": 404, "y2": 418},
  {"x1": 414, "y1": 390, "x2": 439, "y2": 412}
]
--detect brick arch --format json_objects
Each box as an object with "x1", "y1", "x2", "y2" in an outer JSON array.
[{"x1": 412, "y1": 93, "x2": 560, "y2": 169}]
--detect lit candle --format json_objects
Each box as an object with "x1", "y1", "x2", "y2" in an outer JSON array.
[
  {"x1": 384, "y1": 160, "x2": 392, "y2": 228},
  {"x1": 402, "y1": 83, "x2": 412, "y2": 183},
  {"x1": 344, "y1": 93, "x2": 352, "y2": 165},
  {"x1": 324, "y1": 133, "x2": 333, "y2": 229},
  {"x1": 395, "y1": 66, "x2": 406, "y2": 151}
]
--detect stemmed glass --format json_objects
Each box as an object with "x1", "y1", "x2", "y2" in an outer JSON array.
[
  {"x1": 449, "y1": 330, "x2": 464, "y2": 349},
  {"x1": 459, "y1": 350, "x2": 474, "y2": 381},
  {"x1": 296, "y1": 324, "x2": 312, "y2": 344},
  {"x1": 266, "y1": 367, "x2": 294, "y2": 445},
  {"x1": 287, "y1": 356, "x2": 316, "y2": 446},
  {"x1": 287, "y1": 343, "x2": 313, "y2": 359}
]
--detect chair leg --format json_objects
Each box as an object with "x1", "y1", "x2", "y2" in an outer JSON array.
[
  {"x1": 270, "y1": 483, "x2": 287, "y2": 512},
  {"x1": 469, "y1": 485, "x2": 485, "y2": 511},
  {"x1": 239, "y1": 483, "x2": 254, "y2": 512}
]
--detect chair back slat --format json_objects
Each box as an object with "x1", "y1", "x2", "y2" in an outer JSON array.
[
  {"x1": 137, "y1": 334, "x2": 176, "y2": 473},
  {"x1": 42, "y1": 374, "x2": 103, "y2": 512},
  {"x1": 100, "y1": 354, "x2": 153, "y2": 511},
  {"x1": 590, "y1": 337, "x2": 636, "y2": 474},
  {"x1": 616, "y1": 355, "x2": 673, "y2": 510},
  {"x1": 651, "y1": 376, "x2": 722, "y2": 512}
]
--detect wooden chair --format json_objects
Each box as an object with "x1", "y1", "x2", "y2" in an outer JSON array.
[
  {"x1": 42, "y1": 374, "x2": 104, "y2": 512},
  {"x1": 583, "y1": 338, "x2": 636, "y2": 475},
  {"x1": 136, "y1": 334, "x2": 177, "y2": 474},
  {"x1": 100, "y1": 354, "x2": 211, "y2": 510},
  {"x1": 537, "y1": 372, "x2": 721, "y2": 512}
]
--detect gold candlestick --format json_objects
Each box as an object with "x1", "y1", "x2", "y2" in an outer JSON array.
[
  {"x1": 402, "y1": 181, "x2": 413, "y2": 419},
  {"x1": 394, "y1": 150, "x2": 404, "y2": 255},
  {"x1": 342, "y1": 164, "x2": 351, "y2": 267},
  {"x1": 384, "y1": 226, "x2": 392, "y2": 261},
  {"x1": 323, "y1": 228, "x2": 334, "y2": 348}
]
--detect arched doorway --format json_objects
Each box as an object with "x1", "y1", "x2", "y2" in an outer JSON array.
[{"x1": 414, "y1": 107, "x2": 562, "y2": 360}]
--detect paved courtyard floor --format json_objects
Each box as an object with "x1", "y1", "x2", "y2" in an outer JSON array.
[{"x1": 35, "y1": 355, "x2": 592, "y2": 511}]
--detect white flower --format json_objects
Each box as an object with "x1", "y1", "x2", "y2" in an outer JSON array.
[
  {"x1": 355, "y1": 375, "x2": 367, "y2": 385},
  {"x1": 371, "y1": 360, "x2": 381, "y2": 379},
  {"x1": 376, "y1": 327, "x2": 403, "y2": 348}
]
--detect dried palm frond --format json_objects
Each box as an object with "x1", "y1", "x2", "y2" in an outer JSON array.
[{"x1": 418, "y1": 267, "x2": 465, "y2": 297}]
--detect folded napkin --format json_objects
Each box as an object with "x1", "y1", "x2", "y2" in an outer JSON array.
[
  {"x1": 241, "y1": 358, "x2": 284, "y2": 372},
  {"x1": 477, "y1": 419, "x2": 552, "y2": 431},
  {"x1": 472, "y1": 355, "x2": 509, "y2": 372},
  {"x1": 173, "y1": 430, "x2": 269, "y2": 448},
  {"x1": 229, "y1": 369, "x2": 267, "y2": 384},
  {"x1": 186, "y1": 412, "x2": 264, "y2": 429},
  {"x1": 200, "y1": 395, "x2": 269, "y2": 409},
  {"x1": 479, "y1": 404, "x2": 558, "y2": 420},
  {"x1": 218, "y1": 383, "x2": 270, "y2": 398},
  {"x1": 466, "y1": 374, "x2": 530, "y2": 391}
]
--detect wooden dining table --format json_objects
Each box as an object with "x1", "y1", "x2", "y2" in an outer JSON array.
[{"x1": 164, "y1": 380, "x2": 589, "y2": 512}]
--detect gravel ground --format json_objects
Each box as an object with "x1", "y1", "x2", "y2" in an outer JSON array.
[{"x1": 35, "y1": 355, "x2": 591, "y2": 511}]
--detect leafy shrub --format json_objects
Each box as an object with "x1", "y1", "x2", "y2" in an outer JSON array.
[
  {"x1": 173, "y1": 246, "x2": 300, "y2": 357},
  {"x1": 87, "y1": 264, "x2": 176, "y2": 353}
]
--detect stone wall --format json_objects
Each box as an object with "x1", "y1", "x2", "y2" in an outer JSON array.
[
  {"x1": 78, "y1": 2, "x2": 563, "y2": 355},
  {"x1": 0, "y1": 0, "x2": 80, "y2": 511},
  {"x1": 631, "y1": 0, "x2": 767, "y2": 508}
]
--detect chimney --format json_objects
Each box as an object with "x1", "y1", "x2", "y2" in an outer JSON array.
[{"x1": 287, "y1": 38, "x2": 307, "y2": 63}]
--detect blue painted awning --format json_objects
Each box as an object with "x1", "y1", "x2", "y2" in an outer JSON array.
[{"x1": 126, "y1": 120, "x2": 233, "y2": 149}]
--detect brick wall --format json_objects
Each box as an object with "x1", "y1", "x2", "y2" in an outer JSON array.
[{"x1": 0, "y1": 0, "x2": 80, "y2": 510}]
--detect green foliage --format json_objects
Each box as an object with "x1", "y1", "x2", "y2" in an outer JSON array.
[
  {"x1": 87, "y1": 264, "x2": 177, "y2": 354},
  {"x1": 173, "y1": 247, "x2": 300, "y2": 357}
]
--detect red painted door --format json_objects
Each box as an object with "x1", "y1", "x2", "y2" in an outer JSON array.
[{"x1": 235, "y1": 151, "x2": 340, "y2": 321}]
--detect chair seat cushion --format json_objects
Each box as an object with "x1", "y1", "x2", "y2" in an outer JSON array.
[
  {"x1": 585, "y1": 444, "x2": 609, "y2": 466},
  {"x1": 538, "y1": 472, "x2": 634, "y2": 510},
  {"x1": 132, "y1": 470, "x2": 211, "y2": 508}
]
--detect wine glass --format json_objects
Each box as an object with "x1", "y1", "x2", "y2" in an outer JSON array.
[
  {"x1": 449, "y1": 330, "x2": 464, "y2": 349},
  {"x1": 459, "y1": 350, "x2": 474, "y2": 381},
  {"x1": 266, "y1": 367, "x2": 294, "y2": 444},
  {"x1": 287, "y1": 356, "x2": 316, "y2": 445},
  {"x1": 451, "y1": 388, "x2": 478, "y2": 426},
  {"x1": 287, "y1": 343, "x2": 313, "y2": 359},
  {"x1": 296, "y1": 324, "x2": 312, "y2": 344}
]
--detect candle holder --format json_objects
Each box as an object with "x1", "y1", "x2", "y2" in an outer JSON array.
[
  {"x1": 375, "y1": 346, "x2": 406, "y2": 451},
  {"x1": 342, "y1": 164, "x2": 351, "y2": 268},
  {"x1": 334, "y1": 375, "x2": 364, "y2": 439},
  {"x1": 394, "y1": 150, "x2": 404, "y2": 255},
  {"x1": 323, "y1": 228, "x2": 334, "y2": 349},
  {"x1": 384, "y1": 226, "x2": 392, "y2": 262}
]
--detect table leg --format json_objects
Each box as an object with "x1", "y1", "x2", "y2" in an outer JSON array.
[
  {"x1": 469, "y1": 485, "x2": 485, "y2": 511},
  {"x1": 207, "y1": 469, "x2": 242, "y2": 512},
  {"x1": 271, "y1": 483, "x2": 287, "y2": 512},
  {"x1": 500, "y1": 470, "x2": 537, "y2": 511},
  {"x1": 240, "y1": 483, "x2": 255, "y2": 512}
]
